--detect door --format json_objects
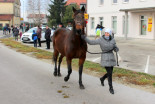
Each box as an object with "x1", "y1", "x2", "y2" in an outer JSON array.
[{"x1": 140, "y1": 16, "x2": 147, "y2": 35}]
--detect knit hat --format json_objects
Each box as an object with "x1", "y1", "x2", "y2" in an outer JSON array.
[
  {"x1": 33, "y1": 30, "x2": 35, "y2": 33},
  {"x1": 105, "y1": 28, "x2": 112, "y2": 35}
]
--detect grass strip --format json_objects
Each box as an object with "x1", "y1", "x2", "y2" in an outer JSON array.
[{"x1": 0, "y1": 38, "x2": 155, "y2": 87}]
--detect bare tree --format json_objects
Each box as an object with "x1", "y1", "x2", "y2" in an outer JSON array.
[{"x1": 27, "y1": 0, "x2": 47, "y2": 25}]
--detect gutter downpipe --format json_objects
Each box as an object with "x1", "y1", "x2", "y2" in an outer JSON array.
[
  {"x1": 86, "y1": 0, "x2": 88, "y2": 36},
  {"x1": 125, "y1": 11, "x2": 128, "y2": 40}
]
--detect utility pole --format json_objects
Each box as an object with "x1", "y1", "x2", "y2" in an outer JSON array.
[
  {"x1": 86, "y1": 0, "x2": 88, "y2": 36},
  {"x1": 23, "y1": 0, "x2": 25, "y2": 32}
]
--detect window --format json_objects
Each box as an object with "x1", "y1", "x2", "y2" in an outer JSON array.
[
  {"x1": 123, "y1": 16, "x2": 129, "y2": 34},
  {"x1": 6, "y1": 24, "x2": 9, "y2": 27},
  {"x1": 91, "y1": 17, "x2": 95, "y2": 29},
  {"x1": 123, "y1": 0, "x2": 129, "y2": 2},
  {"x1": 80, "y1": 4, "x2": 86, "y2": 9},
  {"x1": 140, "y1": 16, "x2": 147, "y2": 35},
  {"x1": 0, "y1": 24, "x2": 3, "y2": 30},
  {"x1": 112, "y1": 0, "x2": 118, "y2": 3},
  {"x1": 99, "y1": 17, "x2": 104, "y2": 27},
  {"x1": 112, "y1": 16, "x2": 117, "y2": 33},
  {"x1": 100, "y1": 0, "x2": 104, "y2": 5}
]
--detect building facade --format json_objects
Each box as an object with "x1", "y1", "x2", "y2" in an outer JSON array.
[
  {"x1": 66, "y1": 0, "x2": 86, "y2": 8},
  {"x1": 0, "y1": 0, "x2": 21, "y2": 29},
  {"x1": 87, "y1": 0, "x2": 155, "y2": 39}
]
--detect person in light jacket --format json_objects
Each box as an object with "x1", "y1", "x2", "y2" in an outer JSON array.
[{"x1": 81, "y1": 28, "x2": 119, "y2": 94}]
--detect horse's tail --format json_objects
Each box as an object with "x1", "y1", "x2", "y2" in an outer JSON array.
[{"x1": 52, "y1": 31, "x2": 56, "y2": 62}]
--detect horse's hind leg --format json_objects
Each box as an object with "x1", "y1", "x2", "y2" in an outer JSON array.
[
  {"x1": 53, "y1": 50, "x2": 59, "y2": 76},
  {"x1": 64, "y1": 58, "x2": 72, "y2": 82},
  {"x1": 79, "y1": 58, "x2": 85, "y2": 89},
  {"x1": 57, "y1": 55, "x2": 64, "y2": 76}
]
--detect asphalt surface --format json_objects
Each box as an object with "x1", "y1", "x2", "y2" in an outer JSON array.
[{"x1": 0, "y1": 41, "x2": 155, "y2": 104}]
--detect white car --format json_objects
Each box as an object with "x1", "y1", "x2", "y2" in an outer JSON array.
[{"x1": 21, "y1": 27, "x2": 54, "y2": 42}]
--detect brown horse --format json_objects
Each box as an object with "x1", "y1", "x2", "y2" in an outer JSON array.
[{"x1": 52, "y1": 6, "x2": 87, "y2": 89}]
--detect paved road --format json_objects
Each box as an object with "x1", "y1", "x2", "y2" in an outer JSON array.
[{"x1": 0, "y1": 43, "x2": 155, "y2": 104}]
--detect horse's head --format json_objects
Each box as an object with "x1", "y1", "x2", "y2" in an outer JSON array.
[{"x1": 73, "y1": 6, "x2": 85, "y2": 35}]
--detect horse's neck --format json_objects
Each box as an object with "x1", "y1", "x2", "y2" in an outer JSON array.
[{"x1": 72, "y1": 26, "x2": 85, "y2": 35}]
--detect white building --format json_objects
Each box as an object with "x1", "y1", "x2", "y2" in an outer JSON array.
[{"x1": 87, "y1": 0, "x2": 155, "y2": 39}]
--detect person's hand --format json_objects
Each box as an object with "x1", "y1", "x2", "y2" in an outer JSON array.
[
  {"x1": 114, "y1": 47, "x2": 119, "y2": 52},
  {"x1": 81, "y1": 35, "x2": 86, "y2": 40}
]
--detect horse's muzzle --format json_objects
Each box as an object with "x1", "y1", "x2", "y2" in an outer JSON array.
[{"x1": 76, "y1": 29, "x2": 82, "y2": 35}]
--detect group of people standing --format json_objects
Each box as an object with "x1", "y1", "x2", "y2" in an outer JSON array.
[
  {"x1": 2, "y1": 26, "x2": 11, "y2": 35},
  {"x1": 32, "y1": 25, "x2": 51, "y2": 49}
]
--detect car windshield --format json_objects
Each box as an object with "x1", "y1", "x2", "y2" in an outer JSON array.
[
  {"x1": 26, "y1": 27, "x2": 37, "y2": 33},
  {"x1": 42, "y1": 28, "x2": 46, "y2": 32}
]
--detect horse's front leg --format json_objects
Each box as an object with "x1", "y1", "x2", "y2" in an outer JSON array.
[
  {"x1": 79, "y1": 58, "x2": 85, "y2": 89},
  {"x1": 64, "y1": 58, "x2": 72, "y2": 82}
]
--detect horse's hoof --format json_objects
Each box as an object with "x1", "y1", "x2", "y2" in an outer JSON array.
[
  {"x1": 58, "y1": 73, "x2": 61, "y2": 77},
  {"x1": 100, "y1": 78, "x2": 104, "y2": 86},
  {"x1": 53, "y1": 72, "x2": 57, "y2": 76},
  {"x1": 80, "y1": 85, "x2": 85, "y2": 89},
  {"x1": 64, "y1": 77, "x2": 69, "y2": 82},
  {"x1": 109, "y1": 88, "x2": 114, "y2": 94}
]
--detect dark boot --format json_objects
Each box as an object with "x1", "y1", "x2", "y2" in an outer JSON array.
[
  {"x1": 100, "y1": 73, "x2": 107, "y2": 86},
  {"x1": 109, "y1": 87, "x2": 114, "y2": 94},
  {"x1": 100, "y1": 77, "x2": 105, "y2": 86}
]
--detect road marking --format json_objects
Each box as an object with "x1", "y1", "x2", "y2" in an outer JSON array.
[
  {"x1": 145, "y1": 55, "x2": 150, "y2": 73},
  {"x1": 92, "y1": 57, "x2": 101, "y2": 62}
]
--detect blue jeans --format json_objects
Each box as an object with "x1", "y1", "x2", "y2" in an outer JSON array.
[{"x1": 34, "y1": 40, "x2": 37, "y2": 47}]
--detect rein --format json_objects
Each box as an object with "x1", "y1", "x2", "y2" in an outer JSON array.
[
  {"x1": 86, "y1": 49, "x2": 112, "y2": 54},
  {"x1": 86, "y1": 49, "x2": 119, "y2": 66}
]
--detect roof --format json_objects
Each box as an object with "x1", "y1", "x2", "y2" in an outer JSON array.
[
  {"x1": 66, "y1": 0, "x2": 86, "y2": 6},
  {"x1": 120, "y1": 7, "x2": 155, "y2": 12},
  {"x1": 27, "y1": 14, "x2": 46, "y2": 18},
  {"x1": 0, "y1": 0, "x2": 15, "y2": 3},
  {"x1": 0, "y1": 14, "x2": 13, "y2": 21}
]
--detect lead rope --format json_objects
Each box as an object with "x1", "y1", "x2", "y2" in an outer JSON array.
[
  {"x1": 116, "y1": 52, "x2": 119, "y2": 66},
  {"x1": 86, "y1": 50, "x2": 119, "y2": 66}
]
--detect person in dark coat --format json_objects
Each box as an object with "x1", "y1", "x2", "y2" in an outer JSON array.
[
  {"x1": 32, "y1": 30, "x2": 38, "y2": 47},
  {"x1": 25, "y1": 25, "x2": 29, "y2": 32},
  {"x1": 37, "y1": 25, "x2": 42, "y2": 47},
  {"x1": 81, "y1": 28, "x2": 119, "y2": 94},
  {"x1": 13, "y1": 27, "x2": 19, "y2": 41},
  {"x1": 45, "y1": 25, "x2": 51, "y2": 49},
  {"x1": 8, "y1": 27, "x2": 11, "y2": 34}
]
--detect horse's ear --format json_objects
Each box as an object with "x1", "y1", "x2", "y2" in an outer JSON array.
[
  {"x1": 81, "y1": 6, "x2": 85, "y2": 13},
  {"x1": 72, "y1": 7, "x2": 77, "y2": 13}
]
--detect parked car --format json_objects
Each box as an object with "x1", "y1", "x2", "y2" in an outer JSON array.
[
  {"x1": 21, "y1": 27, "x2": 54, "y2": 42},
  {"x1": 66, "y1": 25, "x2": 72, "y2": 30}
]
